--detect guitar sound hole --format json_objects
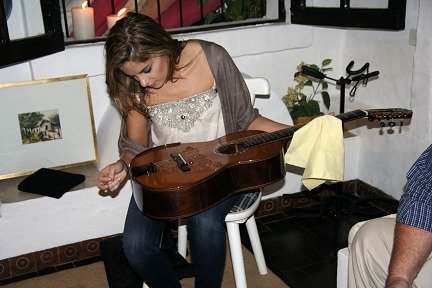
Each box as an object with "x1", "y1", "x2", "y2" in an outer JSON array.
[{"x1": 216, "y1": 143, "x2": 247, "y2": 155}]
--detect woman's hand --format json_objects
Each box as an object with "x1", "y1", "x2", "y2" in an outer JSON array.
[{"x1": 97, "y1": 160, "x2": 128, "y2": 192}]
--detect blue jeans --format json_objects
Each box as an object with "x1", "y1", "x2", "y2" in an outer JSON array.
[{"x1": 122, "y1": 194, "x2": 241, "y2": 288}]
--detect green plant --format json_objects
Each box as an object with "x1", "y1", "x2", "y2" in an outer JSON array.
[
  {"x1": 282, "y1": 59, "x2": 332, "y2": 119},
  {"x1": 202, "y1": 0, "x2": 265, "y2": 24}
]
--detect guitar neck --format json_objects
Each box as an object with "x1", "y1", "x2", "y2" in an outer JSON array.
[{"x1": 241, "y1": 110, "x2": 368, "y2": 148}]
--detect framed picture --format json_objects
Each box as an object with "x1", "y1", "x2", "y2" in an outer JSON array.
[{"x1": 0, "y1": 74, "x2": 98, "y2": 180}]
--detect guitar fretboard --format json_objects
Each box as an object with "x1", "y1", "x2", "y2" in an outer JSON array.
[{"x1": 239, "y1": 109, "x2": 368, "y2": 147}]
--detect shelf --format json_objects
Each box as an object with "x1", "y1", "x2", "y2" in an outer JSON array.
[{"x1": 0, "y1": 164, "x2": 99, "y2": 203}]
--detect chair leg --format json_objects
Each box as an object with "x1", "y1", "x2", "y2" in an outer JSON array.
[
  {"x1": 227, "y1": 222, "x2": 248, "y2": 288},
  {"x1": 245, "y1": 215, "x2": 268, "y2": 275},
  {"x1": 178, "y1": 224, "x2": 188, "y2": 258}
]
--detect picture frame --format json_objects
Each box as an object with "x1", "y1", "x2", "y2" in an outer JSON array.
[{"x1": 0, "y1": 74, "x2": 98, "y2": 180}]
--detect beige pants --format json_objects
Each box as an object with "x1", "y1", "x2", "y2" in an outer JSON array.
[{"x1": 348, "y1": 215, "x2": 432, "y2": 288}]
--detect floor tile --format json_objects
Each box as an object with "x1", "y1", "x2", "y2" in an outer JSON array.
[{"x1": 244, "y1": 196, "x2": 397, "y2": 288}]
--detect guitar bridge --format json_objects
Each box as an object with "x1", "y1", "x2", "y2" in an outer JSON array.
[{"x1": 170, "y1": 153, "x2": 191, "y2": 172}]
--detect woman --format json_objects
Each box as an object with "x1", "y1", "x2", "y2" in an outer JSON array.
[{"x1": 97, "y1": 12, "x2": 287, "y2": 288}]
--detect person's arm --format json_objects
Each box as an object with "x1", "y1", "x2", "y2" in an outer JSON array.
[
  {"x1": 97, "y1": 110, "x2": 149, "y2": 191},
  {"x1": 386, "y1": 222, "x2": 432, "y2": 288},
  {"x1": 387, "y1": 144, "x2": 432, "y2": 287},
  {"x1": 247, "y1": 115, "x2": 288, "y2": 133},
  {"x1": 122, "y1": 109, "x2": 149, "y2": 161}
]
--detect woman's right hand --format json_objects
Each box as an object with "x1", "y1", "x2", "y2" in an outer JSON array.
[{"x1": 97, "y1": 160, "x2": 128, "y2": 192}]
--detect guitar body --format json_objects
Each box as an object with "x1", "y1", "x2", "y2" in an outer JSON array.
[
  {"x1": 129, "y1": 108, "x2": 413, "y2": 220},
  {"x1": 130, "y1": 130, "x2": 286, "y2": 220}
]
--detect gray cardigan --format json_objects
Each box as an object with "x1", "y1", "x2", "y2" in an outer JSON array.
[{"x1": 118, "y1": 39, "x2": 260, "y2": 156}]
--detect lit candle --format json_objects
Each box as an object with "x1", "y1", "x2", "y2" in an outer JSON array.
[
  {"x1": 107, "y1": 8, "x2": 127, "y2": 30},
  {"x1": 71, "y1": 2, "x2": 95, "y2": 40}
]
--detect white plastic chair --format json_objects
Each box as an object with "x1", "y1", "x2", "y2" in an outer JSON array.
[{"x1": 177, "y1": 191, "x2": 268, "y2": 288}]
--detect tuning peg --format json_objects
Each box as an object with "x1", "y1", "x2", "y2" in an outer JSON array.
[
  {"x1": 380, "y1": 122, "x2": 386, "y2": 127},
  {"x1": 388, "y1": 121, "x2": 396, "y2": 127}
]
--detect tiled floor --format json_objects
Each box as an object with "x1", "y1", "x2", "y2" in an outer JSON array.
[{"x1": 241, "y1": 193, "x2": 397, "y2": 288}]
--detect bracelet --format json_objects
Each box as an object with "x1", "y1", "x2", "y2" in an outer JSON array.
[{"x1": 117, "y1": 159, "x2": 128, "y2": 171}]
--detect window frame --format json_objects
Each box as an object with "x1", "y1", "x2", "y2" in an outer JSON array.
[
  {"x1": 0, "y1": 0, "x2": 64, "y2": 68},
  {"x1": 290, "y1": 0, "x2": 406, "y2": 31}
]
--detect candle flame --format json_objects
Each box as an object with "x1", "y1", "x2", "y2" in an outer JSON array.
[
  {"x1": 117, "y1": 8, "x2": 127, "y2": 17},
  {"x1": 81, "y1": 2, "x2": 88, "y2": 8}
]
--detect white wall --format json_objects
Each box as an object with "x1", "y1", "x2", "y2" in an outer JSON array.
[
  {"x1": 0, "y1": 185, "x2": 132, "y2": 259},
  {"x1": 341, "y1": 0, "x2": 432, "y2": 198},
  {"x1": 1, "y1": 0, "x2": 431, "y2": 258}
]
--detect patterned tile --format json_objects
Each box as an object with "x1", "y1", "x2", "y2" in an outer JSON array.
[
  {"x1": 34, "y1": 247, "x2": 60, "y2": 270},
  {"x1": 258, "y1": 198, "x2": 278, "y2": 217},
  {"x1": 81, "y1": 238, "x2": 102, "y2": 258},
  {"x1": 0, "y1": 258, "x2": 11, "y2": 280},
  {"x1": 58, "y1": 242, "x2": 83, "y2": 263},
  {"x1": 9, "y1": 253, "x2": 36, "y2": 276}
]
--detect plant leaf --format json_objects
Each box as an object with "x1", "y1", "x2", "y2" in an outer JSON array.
[
  {"x1": 203, "y1": 12, "x2": 219, "y2": 24},
  {"x1": 290, "y1": 99, "x2": 322, "y2": 118},
  {"x1": 304, "y1": 80, "x2": 313, "y2": 86},
  {"x1": 305, "y1": 100, "x2": 321, "y2": 116},
  {"x1": 321, "y1": 91, "x2": 330, "y2": 110},
  {"x1": 321, "y1": 81, "x2": 328, "y2": 89},
  {"x1": 322, "y1": 59, "x2": 332, "y2": 66},
  {"x1": 309, "y1": 64, "x2": 320, "y2": 71}
]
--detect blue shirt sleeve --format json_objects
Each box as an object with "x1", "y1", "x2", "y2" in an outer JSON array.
[{"x1": 396, "y1": 144, "x2": 432, "y2": 232}]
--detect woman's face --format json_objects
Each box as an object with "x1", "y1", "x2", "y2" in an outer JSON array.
[{"x1": 120, "y1": 56, "x2": 169, "y2": 89}]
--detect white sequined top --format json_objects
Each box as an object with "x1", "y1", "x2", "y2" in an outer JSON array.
[{"x1": 147, "y1": 86, "x2": 226, "y2": 145}]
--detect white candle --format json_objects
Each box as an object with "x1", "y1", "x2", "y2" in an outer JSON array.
[
  {"x1": 71, "y1": 3, "x2": 95, "y2": 40},
  {"x1": 107, "y1": 8, "x2": 127, "y2": 30}
]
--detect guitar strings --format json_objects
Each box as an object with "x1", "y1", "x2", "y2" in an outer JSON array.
[
  {"x1": 137, "y1": 118, "x2": 303, "y2": 169},
  {"x1": 142, "y1": 130, "x2": 291, "y2": 170}
]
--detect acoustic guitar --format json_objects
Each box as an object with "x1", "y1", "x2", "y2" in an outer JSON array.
[{"x1": 129, "y1": 108, "x2": 413, "y2": 220}]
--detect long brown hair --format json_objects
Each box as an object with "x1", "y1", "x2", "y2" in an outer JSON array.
[{"x1": 105, "y1": 12, "x2": 186, "y2": 117}]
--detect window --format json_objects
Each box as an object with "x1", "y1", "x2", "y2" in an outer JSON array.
[
  {"x1": 0, "y1": 0, "x2": 64, "y2": 68},
  {"x1": 290, "y1": 0, "x2": 406, "y2": 30},
  {"x1": 59, "y1": 0, "x2": 285, "y2": 44}
]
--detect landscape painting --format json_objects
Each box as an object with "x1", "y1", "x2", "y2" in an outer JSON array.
[{"x1": 18, "y1": 109, "x2": 62, "y2": 144}]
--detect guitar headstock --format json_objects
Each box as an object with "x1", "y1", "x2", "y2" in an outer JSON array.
[{"x1": 366, "y1": 108, "x2": 413, "y2": 127}]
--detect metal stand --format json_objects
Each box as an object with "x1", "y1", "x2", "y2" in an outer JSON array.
[{"x1": 283, "y1": 61, "x2": 380, "y2": 261}]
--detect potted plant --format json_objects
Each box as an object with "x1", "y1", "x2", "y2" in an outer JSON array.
[{"x1": 282, "y1": 59, "x2": 332, "y2": 125}]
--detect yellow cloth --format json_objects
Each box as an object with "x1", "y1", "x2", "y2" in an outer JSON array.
[{"x1": 284, "y1": 115, "x2": 344, "y2": 190}]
